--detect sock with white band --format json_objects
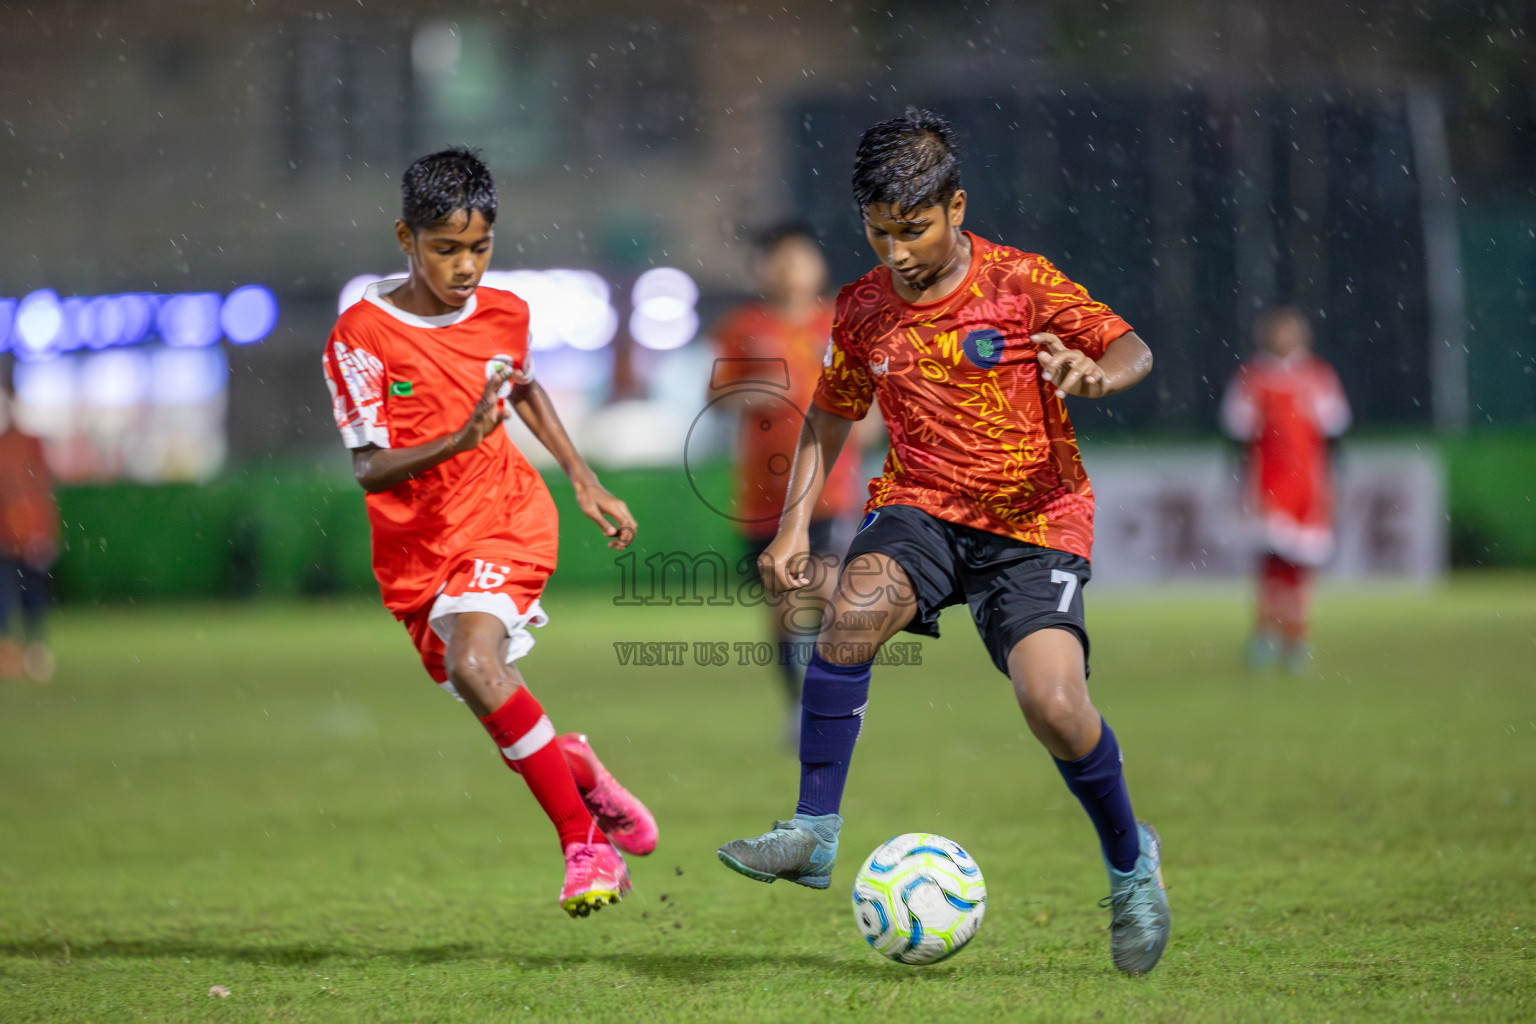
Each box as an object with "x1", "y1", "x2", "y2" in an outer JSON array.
[{"x1": 480, "y1": 686, "x2": 604, "y2": 848}]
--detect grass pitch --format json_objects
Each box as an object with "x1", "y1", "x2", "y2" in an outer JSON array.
[{"x1": 1, "y1": 577, "x2": 1533, "y2": 1022}]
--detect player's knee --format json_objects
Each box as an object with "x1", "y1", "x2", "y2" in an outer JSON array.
[
  {"x1": 446, "y1": 644, "x2": 498, "y2": 692},
  {"x1": 813, "y1": 595, "x2": 911, "y2": 661},
  {"x1": 1016, "y1": 680, "x2": 1090, "y2": 743},
  {"x1": 813, "y1": 636, "x2": 881, "y2": 666}
]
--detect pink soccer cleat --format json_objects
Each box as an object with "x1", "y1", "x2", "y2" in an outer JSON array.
[
  {"x1": 559, "y1": 835, "x2": 632, "y2": 917},
  {"x1": 556, "y1": 733, "x2": 659, "y2": 856}
]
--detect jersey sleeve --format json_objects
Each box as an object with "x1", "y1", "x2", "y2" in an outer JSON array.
[
  {"x1": 811, "y1": 313, "x2": 874, "y2": 420},
  {"x1": 1220, "y1": 366, "x2": 1258, "y2": 441},
  {"x1": 706, "y1": 309, "x2": 779, "y2": 391},
  {"x1": 1311, "y1": 360, "x2": 1351, "y2": 438},
  {"x1": 711, "y1": 309, "x2": 749, "y2": 361},
  {"x1": 1029, "y1": 258, "x2": 1133, "y2": 362},
  {"x1": 322, "y1": 324, "x2": 391, "y2": 449}
]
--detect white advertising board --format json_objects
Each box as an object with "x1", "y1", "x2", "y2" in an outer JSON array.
[{"x1": 1086, "y1": 443, "x2": 1445, "y2": 584}]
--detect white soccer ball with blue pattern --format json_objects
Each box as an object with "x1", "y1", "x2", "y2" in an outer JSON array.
[{"x1": 851, "y1": 832, "x2": 987, "y2": 965}]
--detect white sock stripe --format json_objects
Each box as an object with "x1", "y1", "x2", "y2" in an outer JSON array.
[{"x1": 500, "y1": 715, "x2": 556, "y2": 761}]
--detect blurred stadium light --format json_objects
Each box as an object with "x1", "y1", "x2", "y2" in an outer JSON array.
[
  {"x1": 336, "y1": 268, "x2": 698, "y2": 354},
  {"x1": 0, "y1": 286, "x2": 273, "y2": 483}
]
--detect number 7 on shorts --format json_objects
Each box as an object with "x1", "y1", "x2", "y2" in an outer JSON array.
[{"x1": 1050, "y1": 568, "x2": 1078, "y2": 613}]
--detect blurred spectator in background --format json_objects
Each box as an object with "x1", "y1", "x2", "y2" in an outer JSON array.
[
  {"x1": 0, "y1": 382, "x2": 59, "y2": 681},
  {"x1": 1221, "y1": 306, "x2": 1351, "y2": 675},
  {"x1": 710, "y1": 225, "x2": 875, "y2": 745}
]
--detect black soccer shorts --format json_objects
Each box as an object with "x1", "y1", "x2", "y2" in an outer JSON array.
[{"x1": 842, "y1": 503, "x2": 1091, "y2": 675}]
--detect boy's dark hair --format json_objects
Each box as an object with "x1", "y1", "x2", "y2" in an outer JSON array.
[
  {"x1": 753, "y1": 221, "x2": 821, "y2": 254},
  {"x1": 400, "y1": 147, "x2": 498, "y2": 231},
  {"x1": 851, "y1": 108, "x2": 962, "y2": 215}
]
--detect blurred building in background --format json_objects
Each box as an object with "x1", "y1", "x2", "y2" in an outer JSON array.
[{"x1": 0, "y1": 0, "x2": 1531, "y2": 592}]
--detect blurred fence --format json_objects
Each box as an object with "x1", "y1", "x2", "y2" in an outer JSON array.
[
  {"x1": 51, "y1": 433, "x2": 1536, "y2": 605},
  {"x1": 54, "y1": 462, "x2": 741, "y2": 604}
]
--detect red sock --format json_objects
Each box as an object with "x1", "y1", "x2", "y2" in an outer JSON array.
[
  {"x1": 1281, "y1": 564, "x2": 1313, "y2": 644},
  {"x1": 479, "y1": 688, "x2": 605, "y2": 849},
  {"x1": 1260, "y1": 554, "x2": 1311, "y2": 643},
  {"x1": 562, "y1": 740, "x2": 598, "y2": 792}
]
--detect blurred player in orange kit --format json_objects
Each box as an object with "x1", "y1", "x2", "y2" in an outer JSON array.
[
  {"x1": 0, "y1": 381, "x2": 59, "y2": 682},
  {"x1": 710, "y1": 225, "x2": 871, "y2": 745},
  {"x1": 322, "y1": 148, "x2": 656, "y2": 917},
  {"x1": 1220, "y1": 306, "x2": 1351, "y2": 675}
]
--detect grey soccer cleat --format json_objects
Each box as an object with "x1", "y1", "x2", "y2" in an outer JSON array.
[
  {"x1": 1282, "y1": 641, "x2": 1314, "y2": 677},
  {"x1": 717, "y1": 814, "x2": 841, "y2": 890},
  {"x1": 1101, "y1": 820, "x2": 1171, "y2": 975},
  {"x1": 1245, "y1": 631, "x2": 1280, "y2": 671}
]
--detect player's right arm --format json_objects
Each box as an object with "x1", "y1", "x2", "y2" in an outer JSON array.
[
  {"x1": 350, "y1": 367, "x2": 512, "y2": 493},
  {"x1": 759, "y1": 404, "x2": 854, "y2": 593}
]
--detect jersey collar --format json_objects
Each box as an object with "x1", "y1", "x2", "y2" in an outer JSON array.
[{"x1": 364, "y1": 278, "x2": 479, "y2": 329}]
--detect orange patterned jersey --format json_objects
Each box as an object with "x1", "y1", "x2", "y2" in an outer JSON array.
[{"x1": 812, "y1": 232, "x2": 1134, "y2": 560}]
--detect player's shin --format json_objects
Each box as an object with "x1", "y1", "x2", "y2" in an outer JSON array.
[
  {"x1": 795, "y1": 651, "x2": 873, "y2": 818},
  {"x1": 1053, "y1": 717, "x2": 1138, "y2": 872},
  {"x1": 479, "y1": 686, "x2": 605, "y2": 848}
]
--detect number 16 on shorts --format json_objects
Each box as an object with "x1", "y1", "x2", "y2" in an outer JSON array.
[{"x1": 470, "y1": 559, "x2": 511, "y2": 591}]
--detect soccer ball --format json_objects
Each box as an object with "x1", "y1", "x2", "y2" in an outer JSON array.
[{"x1": 851, "y1": 833, "x2": 987, "y2": 965}]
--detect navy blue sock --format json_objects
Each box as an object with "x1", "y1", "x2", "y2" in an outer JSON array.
[
  {"x1": 1053, "y1": 719, "x2": 1139, "y2": 872},
  {"x1": 795, "y1": 651, "x2": 873, "y2": 818}
]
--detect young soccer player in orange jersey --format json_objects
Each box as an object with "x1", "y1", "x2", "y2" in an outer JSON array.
[
  {"x1": 1220, "y1": 306, "x2": 1351, "y2": 674},
  {"x1": 717, "y1": 111, "x2": 1171, "y2": 974},
  {"x1": 322, "y1": 148, "x2": 656, "y2": 917},
  {"x1": 710, "y1": 225, "x2": 868, "y2": 744}
]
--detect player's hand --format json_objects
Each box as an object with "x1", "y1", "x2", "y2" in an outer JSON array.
[
  {"x1": 1034, "y1": 333, "x2": 1109, "y2": 399},
  {"x1": 575, "y1": 479, "x2": 637, "y2": 550},
  {"x1": 758, "y1": 530, "x2": 814, "y2": 593},
  {"x1": 504, "y1": 358, "x2": 534, "y2": 389},
  {"x1": 452, "y1": 368, "x2": 513, "y2": 452}
]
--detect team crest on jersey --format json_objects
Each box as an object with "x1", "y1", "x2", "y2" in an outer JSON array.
[
  {"x1": 868, "y1": 352, "x2": 890, "y2": 377},
  {"x1": 962, "y1": 328, "x2": 1006, "y2": 370}
]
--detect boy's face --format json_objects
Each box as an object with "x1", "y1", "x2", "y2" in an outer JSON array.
[
  {"x1": 758, "y1": 236, "x2": 827, "y2": 303},
  {"x1": 861, "y1": 191, "x2": 967, "y2": 293},
  {"x1": 1259, "y1": 315, "x2": 1310, "y2": 359},
  {"x1": 394, "y1": 208, "x2": 494, "y2": 309}
]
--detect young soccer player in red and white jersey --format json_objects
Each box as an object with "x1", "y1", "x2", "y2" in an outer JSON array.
[
  {"x1": 717, "y1": 111, "x2": 1171, "y2": 974},
  {"x1": 1220, "y1": 306, "x2": 1351, "y2": 674},
  {"x1": 322, "y1": 148, "x2": 656, "y2": 917}
]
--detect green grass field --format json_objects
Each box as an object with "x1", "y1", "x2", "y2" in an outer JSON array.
[{"x1": 1, "y1": 578, "x2": 1533, "y2": 1022}]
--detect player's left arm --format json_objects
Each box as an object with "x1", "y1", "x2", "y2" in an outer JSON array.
[
  {"x1": 508, "y1": 377, "x2": 636, "y2": 550},
  {"x1": 1033, "y1": 330, "x2": 1152, "y2": 399}
]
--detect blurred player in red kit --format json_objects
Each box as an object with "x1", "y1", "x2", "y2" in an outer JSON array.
[
  {"x1": 710, "y1": 225, "x2": 871, "y2": 745},
  {"x1": 0, "y1": 383, "x2": 59, "y2": 682},
  {"x1": 322, "y1": 148, "x2": 656, "y2": 917},
  {"x1": 716, "y1": 110, "x2": 1170, "y2": 974},
  {"x1": 1220, "y1": 306, "x2": 1351, "y2": 675}
]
